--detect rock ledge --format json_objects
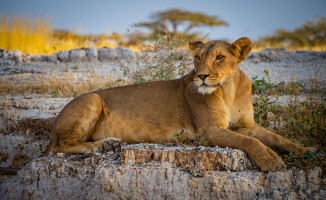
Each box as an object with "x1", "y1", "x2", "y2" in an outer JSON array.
[{"x1": 1, "y1": 144, "x2": 325, "y2": 200}]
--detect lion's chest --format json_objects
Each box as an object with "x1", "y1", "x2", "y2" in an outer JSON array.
[{"x1": 227, "y1": 106, "x2": 242, "y2": 127}]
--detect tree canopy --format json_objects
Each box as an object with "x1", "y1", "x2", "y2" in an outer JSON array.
[
  {"x1": 136, "y1": 9, "x2": 228, "y2": 37},
  {"x1": 255, "y1": 17, "x2": 326, "y2": 50}
]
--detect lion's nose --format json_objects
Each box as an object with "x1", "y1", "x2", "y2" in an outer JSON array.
[{"x1": 197, "y1": 74, "x2": 210, "y2": 80}]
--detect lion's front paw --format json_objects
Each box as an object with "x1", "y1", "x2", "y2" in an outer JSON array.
[
  {"x1": 294, "y1": 146, "x2": 317, "y2": 155},
  {"x1": 101, "y1": 139, "x2": 126, "y2": 152},
  {"x1": 254, "y1": 148, "x2": 286, "y2": 172}
]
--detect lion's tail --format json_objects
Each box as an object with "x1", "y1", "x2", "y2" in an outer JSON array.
[{"x1": 44, "y1": 133, "x2": 57, "y2": 156}]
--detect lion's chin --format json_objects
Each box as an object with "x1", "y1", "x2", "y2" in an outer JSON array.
[{"x1": 197, "y1": 85, "x2": 217, "y2": 95}]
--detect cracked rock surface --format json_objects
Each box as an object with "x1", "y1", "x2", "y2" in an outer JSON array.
[
  {"x1": 122, "y1": 144, "x2": 258, "y2": 176},
  {"x1": 1, "y1": 144, "x2": 325, "y2": 200}
]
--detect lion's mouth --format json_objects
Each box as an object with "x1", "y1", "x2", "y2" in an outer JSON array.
[
  {"x1": 193, "y1": 79, "x2": 221, "y2": 94},
  {"x1": 197, "y1": 85, "x2": 217, "y2": 95},
  {"x1": 198, "y1": 81, "x2": 221, "y2": 88},
  {"x1": 197, "y1": 84, "x2": 219, "y2": 95}
]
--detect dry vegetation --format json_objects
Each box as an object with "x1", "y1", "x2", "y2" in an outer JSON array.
[
  {"x1": 254, "y1": 17, "x2": 326, "y2": 51},
  {"x1": 0, "y1": 69, "x2": 124, "y2": 98},
  {"x1": 0, "y1": 14, "x2": 121, "y2": 55},
  {"x1": 251, "y1": 71, "x2": 325, "y2": 169}
]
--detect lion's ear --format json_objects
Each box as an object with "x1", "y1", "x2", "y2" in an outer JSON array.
[
  {"x1": 189, "y1": 40, "x2": 205, "y2": 56},
  {"x1": 229, "y1": 37, "x2": 252, "y2": 63}
]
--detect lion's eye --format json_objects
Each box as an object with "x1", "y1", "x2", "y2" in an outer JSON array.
[
  {"x1": 216, "y1": 55, "x2": 225, "y2": 61},
  {"x1": 195, "y1": 55, "x2": 201, "y2": 61}
]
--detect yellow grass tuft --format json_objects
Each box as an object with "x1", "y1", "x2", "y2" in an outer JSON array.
[
  {"x1": 0, "y1": 15, "x2": 53, "y2": 54},
  {"x1": 0, "y1": 14, "x2": 119, "y2": 55}
]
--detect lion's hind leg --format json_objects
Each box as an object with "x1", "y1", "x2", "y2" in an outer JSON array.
[
  {"x1": 51, "y1": 141, "x2": 103, "y2": 154},
  {"x1": 49, "y1": 138, "x2": 126, "y2": 155},
  {"x1": 46, "y1": 93, "x2": 107, "y2": 155}
]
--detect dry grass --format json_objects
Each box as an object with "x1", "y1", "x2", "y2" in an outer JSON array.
[
  {"x1": 119, "y1": 38, "x2": 192, "y2": 84},
  {"x1": 253, "y1": 17, "x2": 326, "y2": 52},
  {"x1": 0, "y1": 38, "x2": 191, "y2": 98},
  {"x1": 0, "y1": 14, "x2": 120, "y2": 55},
  {"x1": 252, "y1": 44, "x2": 326, "y2": 52},
  {"x1": 252, "y1": 71, "x2": 325, "y2": 170},
  {"x1": 0, "y1": 15, "x2": 53, "y2": 54},
  {"x1": 0, "y1": 67, "x2": 130, "y2": 98}
]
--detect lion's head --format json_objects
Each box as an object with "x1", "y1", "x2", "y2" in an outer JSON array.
[{"x1": 189, "y1": 37, "x2": 252, "y2": 94}]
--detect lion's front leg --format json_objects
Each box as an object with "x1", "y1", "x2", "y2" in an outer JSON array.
[
  {"x1": 202, "y1": 126, "x2": 286, "y2": 171},
  {"x1": 233, "y1": 124, "x2": 316, "y2": 155}
]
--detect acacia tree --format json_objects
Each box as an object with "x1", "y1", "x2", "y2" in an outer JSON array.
[
  {"x1": 256, "y1": 17, "x2": 326, "y2": 49},
  {"x1": 136, "y1": 9, "x2": 228, "y2": 37}
]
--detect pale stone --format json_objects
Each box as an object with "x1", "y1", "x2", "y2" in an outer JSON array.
[
  {"x1": 57, "y1": 50, "x2": 70, "y2": 62},
  {"x1": 115, "y1": 47, "x2": 135, "y2": 61},
  {"x1": 22, "y1": 54, "x2": 31, "y2": 63},
  {"x1": 0, "y1": 151, "x2": 323, "y2": 200},
  {"x1": 0, "y1": 58, "x2": 15, "y2": 66},
  {"x1": 46, "y1": 53, "x2": 58, "y2": 63},
  {"x1": 86, "y1": 47, "x2": 98, "y2": 61},
  {"x1": 5, "y1": 50, "x2": 23, "y2": 64},
  {"x1": 307, "y1": 167, "x2": 322, "y2": 192},
  {"x1": 31, "y1": 55, "x2": 46, "y2": 62},
  {"x1": 0, "y1": 133, "x2": 49, "y2": 168},
  {"x1": 98, "y1": 47, "x2": 116, "y2": 62},
  {"x1": 0, "y1": 48, "x2": 4, "y2": 57},
  {"x1": 122, "y1": 144, "x2": 257, "y2": 174},
  {"x1": 70, "y1": 49, "x2": 86, "y2": 62}
]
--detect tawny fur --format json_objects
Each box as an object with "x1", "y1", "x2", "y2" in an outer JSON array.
[{"x1": 45, "y1": 37, "x2": 315, "y2": 171}]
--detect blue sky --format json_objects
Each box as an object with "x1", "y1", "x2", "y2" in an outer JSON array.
[{"x1": 1, "y1": 0, "x2": 325, "y2": 41}]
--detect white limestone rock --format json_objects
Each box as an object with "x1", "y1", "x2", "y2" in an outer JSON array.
[
  {"x1": 0, "y1": 58, "x2": 15, "y2": 66},
  {"x1": 0, "y1": 133, "x2": 49, "y2": 168},
  {"x1": 86, "y1": 47, "x2": 98, "y2": 61},
  {"x1": 0, "y1": 152, "x2": 324, "y2": 200},
  {"x1": 57, "y1": 50, "x2": 70, "y2": 62},
  {"x1": 115, "y1": 47, "x2": 135, "y2": 61},
  {"x1": 70, "y1": 49, "x2": 86, "y2": 62},
  {"x1": 122, "y1": 143, "x2": 257, "y2": 174},
  {"x1": 4, "y1": 50, "x2": 23, "y2": 64},
  {"x1": 46, "y1": 53, "x2": 58, "y2": 63},
  {"x1": 98, "y1": 47, "x2": 116, "y2": 62},
  {"x1": 22, "y1": 54, "x2": 31, "y2": 64},
  {"x1": 31, "y1": 55, "x2": 46, "y2": 62}
]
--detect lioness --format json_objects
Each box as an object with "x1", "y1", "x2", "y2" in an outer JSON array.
[{"x1": 45, "y1": 37, "x2": 315, "y2": 171}]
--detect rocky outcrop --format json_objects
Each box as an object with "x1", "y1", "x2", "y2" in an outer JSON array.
[
  {"x1": 57, "y1": 50, "x2": 70, "y2": 62},
  {"x1": 0, "y1": 95, "x2": 72, "y2": 133},
  {"x1": 86, "y1": 47, "x2": 98, "y2": 61},
  {"x1": 0, "y1": 46, "x2": 136, "y2": 65},
  {"x1": 70, "y1": 49, "x2": 87, "y2": 62},
  {"x1": 1, "y1": 144, "x2": 325, "y2": 200},
  {"x1": 98, "y1": 47, "x2": 117, "y2": 62},
  {"x1": 122, "y1": 144, "x2": 258, "y2": 176},
  {"x1": 0, "y1": 133, "x2": 49, "y2": 168},
  {"x1": 246, "y1": 48, "x2": 326, "y2": 63},
  {"x1": 30, "y1": 54, "x2": 46, "y2": 62},
  {"x1": 46, "y1": 53, "x2": 58, "y2": 63},
  {"x1": 0, "y1": 49, "x2": 23, "y2": 65},
  {"x1": 115, "y1": 46, "x2": 136, "y2": 61}
]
